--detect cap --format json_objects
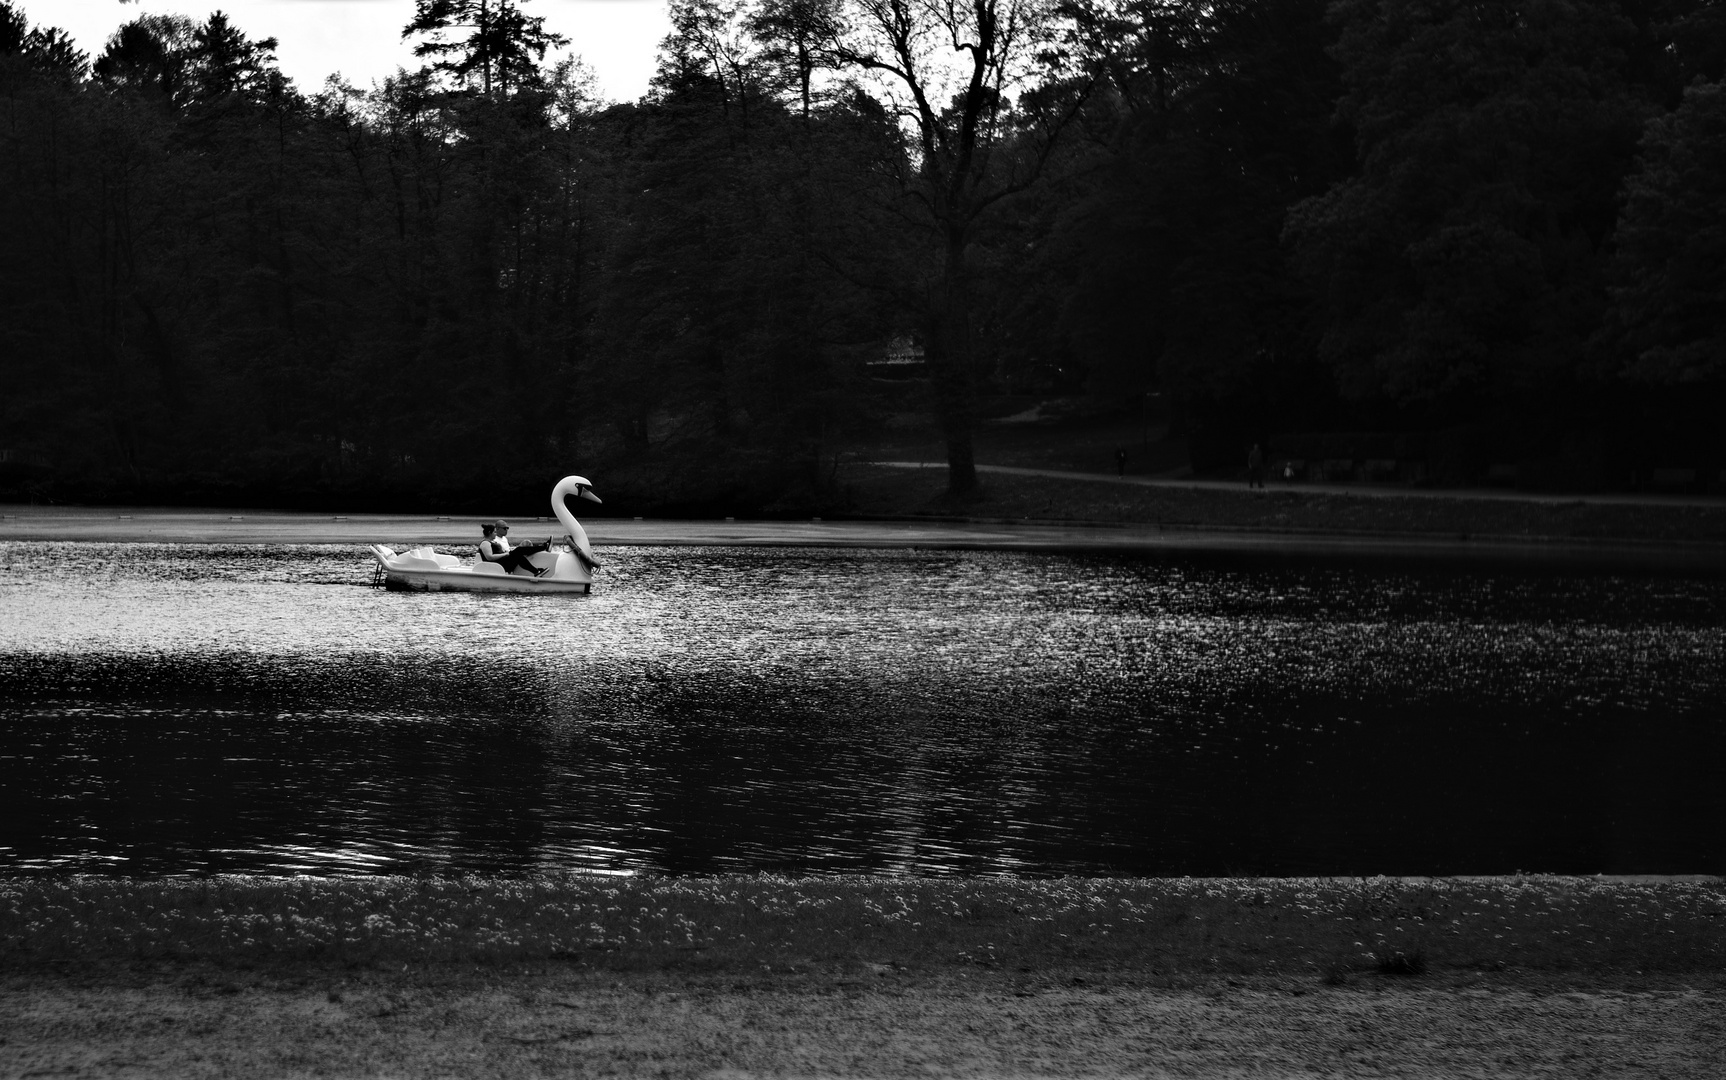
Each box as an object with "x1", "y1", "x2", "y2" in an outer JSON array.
[{"x1": 492, "y1": 519, "x2": 511, "y2": 530}]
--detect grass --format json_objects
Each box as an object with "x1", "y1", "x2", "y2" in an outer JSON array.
[{"x1": 4, "y1": 875, "x2": 1722, "y2": 981}]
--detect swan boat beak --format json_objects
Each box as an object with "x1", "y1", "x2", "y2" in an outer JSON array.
[{"x1": 577, "y1": 485, "x2": 602, "y2": 504}]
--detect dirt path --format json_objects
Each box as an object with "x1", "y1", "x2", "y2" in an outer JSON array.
[{"x1": 3, "y1": 970, "x2": 1719, "y2": 1078}]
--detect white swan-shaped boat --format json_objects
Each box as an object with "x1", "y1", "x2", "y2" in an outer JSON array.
[{"x1": 368, "y1": 475, "x2": 603, "y2": 594}]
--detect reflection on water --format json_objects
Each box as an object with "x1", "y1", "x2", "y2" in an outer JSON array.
[{"x1": 1, "y1": 542, "x2": 1721, "y2": 876}]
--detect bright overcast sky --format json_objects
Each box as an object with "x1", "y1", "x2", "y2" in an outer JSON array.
[{"x1": 15, "y1": 0, "x2": 671, "y2": 103}]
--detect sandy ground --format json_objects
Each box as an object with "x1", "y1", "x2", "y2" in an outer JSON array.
[
  {"x1": 3, "y1": 968, "x2": 1722, "y2": 1079},
  {"x1": 0, "y1": 505, "x2": 1716, "y2": 573}
]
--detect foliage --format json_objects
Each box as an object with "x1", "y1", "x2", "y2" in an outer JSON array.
[
  {"x1": 1604, "y1": 77, "x2": 1726, "y2": 385},
  {"x1": 765, "y1": 0, "x2": 1101, "y2": 494},
  {"x1": 0, "y1": 0, "x2": 1722, "y2": 504},
  {"x1": 1036, "y1": 0, "x2": 1346, "y2": 445},
  {"x1": 403, "y1": 0, "x2": 569, "y2": 95},
  {"x1": 1284, "y1": 0, "x2": 1652, "y2": 412},
  {"x1": 0, "y1": 0, "x2": 84, "y2": 80}
]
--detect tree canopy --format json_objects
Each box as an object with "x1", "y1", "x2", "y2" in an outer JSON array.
[
  {"x1": 0, "y1": 0, "x2": 1720, "y2": 508},
  {"x1": 1606, "y1": 78, "x2": 1726, "y2": 386},
  {"x1": 403, "y1": 0, "x2": 569, "y2": 94}
]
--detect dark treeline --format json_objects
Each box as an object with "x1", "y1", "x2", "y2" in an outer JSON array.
[{"x1": 2, "y1": 0, "x2": 1722, "y2": 513}]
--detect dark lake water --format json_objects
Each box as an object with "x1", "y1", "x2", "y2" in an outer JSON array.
[{"x1": 1, "y1": 541, "x2": 1721, "y2": 877}]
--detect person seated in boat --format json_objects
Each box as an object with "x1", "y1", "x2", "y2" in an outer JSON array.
[
  {"x1": 491, "y1": 520, "x2": 552, "y2": 558},
  {"x1": 478, "y1": 520, "x2": 550, "y2": 577},
  {"x1": 475, "y1": 522, "x2": 503, "y2": 565}
]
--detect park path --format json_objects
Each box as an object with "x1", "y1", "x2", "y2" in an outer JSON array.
[
  {"x1": 868, "y1": 460, "x2": 1726, "y2": 507},
  {"x1": 1, "y1": 499, "x2": 1721, "y2": 574},
  {"x1": 0, "y1": 508, "x2": 1714, "y2": 571}
]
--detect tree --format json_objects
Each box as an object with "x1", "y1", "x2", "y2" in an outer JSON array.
[
  {"x1": 747, "y1": 0, "x2": 844, "y2": 118},
  {"x1": 1661, "y1": 0, "x2": 1726, "y2": 87},
  {"x1": 816, "y1": 0, "x2": 1089, "y2": 494},
  {"x1": 91, "y1": 13, "x2": 196, "y2": 104},
  {"x1": 576, "y1": 9, "x2": 888, "y2": 503},
  {"x1": 0, "y1": 0, "x2": 86, "y2": 81},
  {"x1": 651, "y1": 0, "x2": 768, "y2": 125},
  {"x1": 0, "y1": 1, "x2": 20, "y2": 53},
  {"x1": 1283, "y1": 0, "x2": 1649, "y2": 412},
  {"x1": 1604, "y1": 78, "x2": 1726, "y2": 386},
  {"x1": 185, "y1": 10, "x2": 280, "y2": 107},
  {"x1": 1034, "y1": 0, "x2": 1346, "y2": 460},
  {"x1": 403, "y1": 0, "x2": 568, "y2": 95},
  {"x1": 93, "y1": 10, "x2": 283, "y2": 113}
]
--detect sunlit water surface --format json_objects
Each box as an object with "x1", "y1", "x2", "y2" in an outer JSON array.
[{"x1": 1, "y1": 542, "x2": 1721, "y2": 876}]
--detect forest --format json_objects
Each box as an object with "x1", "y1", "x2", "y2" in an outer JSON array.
[{"x1": 1, "y1": 0, "x2": 1722, "y2": 513}]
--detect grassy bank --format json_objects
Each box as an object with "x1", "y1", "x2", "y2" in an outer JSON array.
[
  {"x1": 6, "y1": 875, "x2": 1722, "y2": 981},
  {"x1": 8, "y1": 876, "x2": 1722, "y2": 1077},
  {"x1": 837, "y1": 464, "x2": 1726, "y2": 545}
]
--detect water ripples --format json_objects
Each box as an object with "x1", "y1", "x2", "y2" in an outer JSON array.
[{"x1": 1, "y1": 542, "x2": 1721, "y2": 876}]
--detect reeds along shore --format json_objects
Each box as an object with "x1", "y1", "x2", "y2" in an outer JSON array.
[{"x1": 4, "y1": 876, "x2": 1721, "y2": 979}]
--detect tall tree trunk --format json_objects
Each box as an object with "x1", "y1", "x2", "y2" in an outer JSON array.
[
  {"x1": 928, "y1": 229, "x2": 978, "y2": 495},
  {"x1": 480, "y1": 0, "x2": 491, "y2": 95}
]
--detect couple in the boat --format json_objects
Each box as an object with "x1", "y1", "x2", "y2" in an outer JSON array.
[{"x1": 477, "y1": 520, "x2": 553, "y2": 577}]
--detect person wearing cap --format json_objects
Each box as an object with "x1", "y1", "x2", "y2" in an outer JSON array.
[{"x1": 477, "y1": 520, "x2": 550, "y2": 577}]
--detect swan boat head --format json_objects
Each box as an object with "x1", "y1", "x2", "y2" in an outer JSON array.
[
  {"x1": 555, "y1": 475, "x2": 603, "y2": 505},
  {"x1": 551, "y1": 475, "x2": 602, "y2": 571}
]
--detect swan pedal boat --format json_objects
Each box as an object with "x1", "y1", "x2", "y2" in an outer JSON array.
[{"x1": 369, "y1": 475, "x2": 603, "y2": 595}]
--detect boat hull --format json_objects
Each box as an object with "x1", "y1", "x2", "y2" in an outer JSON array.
[
  {"x1": 369, "y1": 544, "x2": 594, "y2": 595},
  {"x1": 382, "y1": 568, "x2": 592, "y2": 594}
]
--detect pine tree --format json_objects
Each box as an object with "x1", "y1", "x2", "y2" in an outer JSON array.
[{"x1": 402, "y1": 0, "x2": 568, "y2": 95}]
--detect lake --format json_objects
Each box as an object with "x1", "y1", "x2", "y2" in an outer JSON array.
[{"x1": 1, "y1": 541, "x2": 1720, "y2": 877}]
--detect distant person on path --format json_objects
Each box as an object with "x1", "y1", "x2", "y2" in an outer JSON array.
[
  {"x1": 1115, "y1": 446, "x2": 1127, "y2": 476},
  {"x1": 478, "y1": 520, "x2": 550, "y2": 577},
  {"x1": 1247, "y1": 443, "x2": 1265, "y2": 489}
]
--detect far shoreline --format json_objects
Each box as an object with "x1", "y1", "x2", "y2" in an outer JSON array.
[{"x1": 2, "y1": 501, "x2": 1722, "y2": 575}]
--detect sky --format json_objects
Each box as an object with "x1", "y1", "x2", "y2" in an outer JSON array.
[{"x1": 15, "y1": 0, "x2": 672, "y2": 103}]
